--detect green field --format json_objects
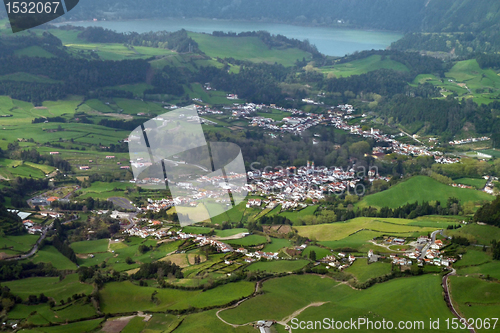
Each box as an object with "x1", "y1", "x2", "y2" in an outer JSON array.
[
  {"x1": 449, "y1": 276, "x2": 500, "y2": 326},
  {"x1": 65, "y1": 43, "x2": 176, "y2": 61},
  {"x1": 31, "y1": 245, "x2": 78, "y2": 270},
  {"x1": 246, "y1": 260, "x2": 309, "y2": 273},
  {"x1": 321, "y1": 55, "x2": 408, "y2": 77},
  {"x1": 262, "y1": 238, "x2": 292, "y2": 252},
  {"x1": 344, "y1": 259, "x2": 393, "y2": 283},
  {"x1": 454, "y1": 249, "x2": 491, "y2": 267},
  {"x1": 175, "y1": 309, "x2": 255, "y2": 333},
  {"x1": 14, "y1": 46, "x2": 54, "y2": 58},
  {"x1": 301, "y1": 246, "x2": 332, "y2": 260},
  {"x1": 214, "y1": 228, "x2": 249, "y2": 238},
  {"x1": 99, "y1": 280, "x2": 255, "y2": 313},
  {"x1": 226, "y1": 235, "x2": 267, "y2": 246},
  {"x1": 19, "y1": 318, "x2": 103, "y2": 333},
  {"x1": 447, "y1": 224, "x2": 500, "y2": 245},
  {"x1": 278, "y1": 205, "x2": 319, "y2": 224},
  {"x1": 457, "y1": 261, "x2": 500, "y2": 280},
  {"x1": 4, "y1": 274, "x2": 93, "y2": 302},
  {"x1": 70, "y1": 239, "x2": 109, "y2": 254},
  {"x1": 296, "y1": 217, "x2": 438, "y2": 242},
  {"x1": 0, "y1": 234, "x2": 39, "y2": 254},
  {"x1": 189, "y1": 33, "x2": 312, "y2": 67},
  {"x1": 357, "y1": 176, "x2": 493, "y2": 209},
  {"x1": 454, "y1": 178, "x2": 488, "y2": 189},
  {"x1": 220, "y1": 274, "x2": 460, "y2": 332}
]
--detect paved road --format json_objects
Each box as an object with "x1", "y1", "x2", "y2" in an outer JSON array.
[
  {"x1": 442, "y1": 269, "x2": 476, "y2": 333},
  {"x1": 419, "y1": 229, "x2": 442, "y2": 259},
  {"x1": 108, "y1": 197, "x2": 137, "y2": 211},
  {"x1": 5, "y1": 221, "x2": 54, "y2": 261}
]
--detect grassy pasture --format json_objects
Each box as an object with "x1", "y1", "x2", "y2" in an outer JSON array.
[
  {"x1": 454, "y1": 249, "x2": 491, "y2": 267},
  {"x1": 185, "y1": 83, "x2": 244, "y2": 105},
  {"x1": 357, "y1": 176, "x2": 493, "y2": 209},
  {"x1": 447, "y1": 224, "x2": 500, "y2": 245},
  {"x1": 220, "y1": 274, "x2": 457, "y2": 331},
  {"x1": 301, "y1": 245, "x2": 332, "y2": 260},
  {"x1": 19, "y1": 318, "x2": 103, "y2": 333},
  {"x1": 296, "y1": 217, "x2": 437, "y2": 242},
  {"x1": 278, "y1": 205, "x2": 318, "y2": 224},
  {"x1": 454, "y1": 178, "x2": 488, "y2": 189},
  {"x1": 14, "y1": 46, "x2": 54, "y2": 58},
  {"x1": 99, "y1": 280, "x2": 254, "y2": 313},
  {"x1": 70, "y1": 239, "x2": 109, "y2": 254},
  {"x1": 189, "y1": 33, "x2": 311, "y2": 67},
  {"x1": 0, "y1": 72, "x2": 61, "y2": 84},
  {"x1": 262, "y1": 238, "x2": 292, "y2": 252},
  {"x1": 215, "y1": 228, "x2": 249, "y2": 238},
  {"x1": 321, "y1": 55, "x2": 408, "y2": 77},
  {"x1": 449, "y1": 276, "x2": 500, "y2": 323},
  {"x1": 65, "y1": 43, "x2": 176, "y2": 61},
  {"x1": 4, "y1": 274, "x2": 92, "y2": 302},
  {"x1": 31, "y1": 245, "x2": 78, "y2": 270},
  {"x1": 175, "y1": 309, "x2": 255, "y2": 333},
  {"x1": 457, "y1": 261, "x2": 500, "y2": 280},
  {"x1": 0, "y1": 234, "x2": 39, "y2": 253},
  {"x1": 246, "y1": 260, "x2": 309, "y2": 273},
  {"x1": 226, "y1": 235, "x2": 267, "y2": 246},
  {"x1": 344, "y1": 259, "x2": 393, "y2": 283}
]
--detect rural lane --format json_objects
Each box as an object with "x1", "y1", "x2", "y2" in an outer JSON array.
[{"x1": 442, "y1": 269, "x2": 476, "y2": 333}]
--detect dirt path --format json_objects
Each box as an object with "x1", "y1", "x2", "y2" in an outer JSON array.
[
  {"x1": 278, "y1": 302, "x2": 328, "y2": 326},
  {"x1": 214, "y1": 232, "x2": 248, "y2": 240}
]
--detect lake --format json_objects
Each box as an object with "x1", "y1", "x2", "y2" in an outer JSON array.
[{"x1": 60, "y1": 18, "x2": 403, "y2": 57}]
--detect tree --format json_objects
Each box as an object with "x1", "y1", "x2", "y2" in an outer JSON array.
[{"x1": 309, "y1": 250, "x2": 317, "y2": 261}]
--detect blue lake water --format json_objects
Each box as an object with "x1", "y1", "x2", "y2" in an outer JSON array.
[{"x1": 60, "y1": 18, "x2": 403, "y2": 57}]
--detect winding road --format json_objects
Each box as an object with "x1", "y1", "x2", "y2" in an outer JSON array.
[{"x1": 442, "y1": 269, "x2": 476, "y2": 333}]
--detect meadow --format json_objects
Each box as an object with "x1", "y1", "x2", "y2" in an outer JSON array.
[
  {"x1": 174, "y1": 309, "x2": 255, "y2": 333},
  {"x1": 448, "y1": 276, "x2": 500, "y2": 326},
  {"x1": 262, "y1": 237, "x2": 292, "y2": 252},
  {"x1": 70, "y1": 239, "x2": 109, "y2": 254},
  {"x1": 226, "y1": 235, "x2": 268, "y2": 246},
  {"x1": 321, "y1": 55, "x2": 408, "y2": 77},
  {"x1": 220, "y1": 274, "x2": 459, "y2": 332},
  {"x1": 447, "y1": 224, "x2": 500, "y2": 245},
  {"x1": 246, "y1": 259, "x2": 309, "y2": 273},
  {"x1": 344, "y1": 259, "x2": 393, "y2": 283},
  {"x1": 453, "y1": 249, "x2": 491, "y2": 267},
  {"x1": 295, "y1": 217, "x2": 438, "y2": 242},
  {"x1": 188, "y1": 33, "x2": 312, "y2": 67},
  {"x1": 99, "y1": 280, "x2": 255, "y2": 313},
  {"x1": 19, "y1": 318, "x2": 104, "y2": 333},
  {"x1": 454, "y1": 177, "x2": 488, "y2": 189},
  {"x1": 357, "y1": 176, "x2": 493, "y2": 209},
  {"x1": 0, "y1": 234, "x2": 39, "y2": 253},
  {"x1": 30, "y1": 245, "x2": 78, "y2": 270},
  {"x1": 4, "y1": 274, "x2": 93, "y2": 302}
]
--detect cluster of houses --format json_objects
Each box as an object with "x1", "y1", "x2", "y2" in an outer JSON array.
[
  {"x1": 449, "y1": 136, "x2": 490, "y2": 145},
  {"x1": 125, "y1": 225, "x2": 168, "y2": 239},
  {"x1": 174, "y1": 231, "x2": 234, "y2": 253},
  {"x1": 434, "y1": 156, "x2": 460, "y2": 164},
  {"x1": 321, "y1": 252, "x2": 357, "y2": 270},
  {"x1": 245, "y1": 163, "x2": 362, "y2": 208},
  {"x1": 22, "y1": 220, "x2": 43, "y2": 234}
]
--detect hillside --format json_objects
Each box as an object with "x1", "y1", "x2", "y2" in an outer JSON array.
[
  {"x1": 2, "y1": 0, "x2": 491, "y2": 35},
  {"x1": 357, "y1": 176, "x2": 493, "y2": 209}
]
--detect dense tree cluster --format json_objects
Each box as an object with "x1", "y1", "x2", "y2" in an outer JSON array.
[
  {"x1": 78, "y1": 27, "x2": 200, "y2": 53},
  {"x1": 474, "y1": 196, "x2": 500, "y2": 227},
  {"x1": 132, "y1": 261, "x2": 183, "y2": 280}
]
